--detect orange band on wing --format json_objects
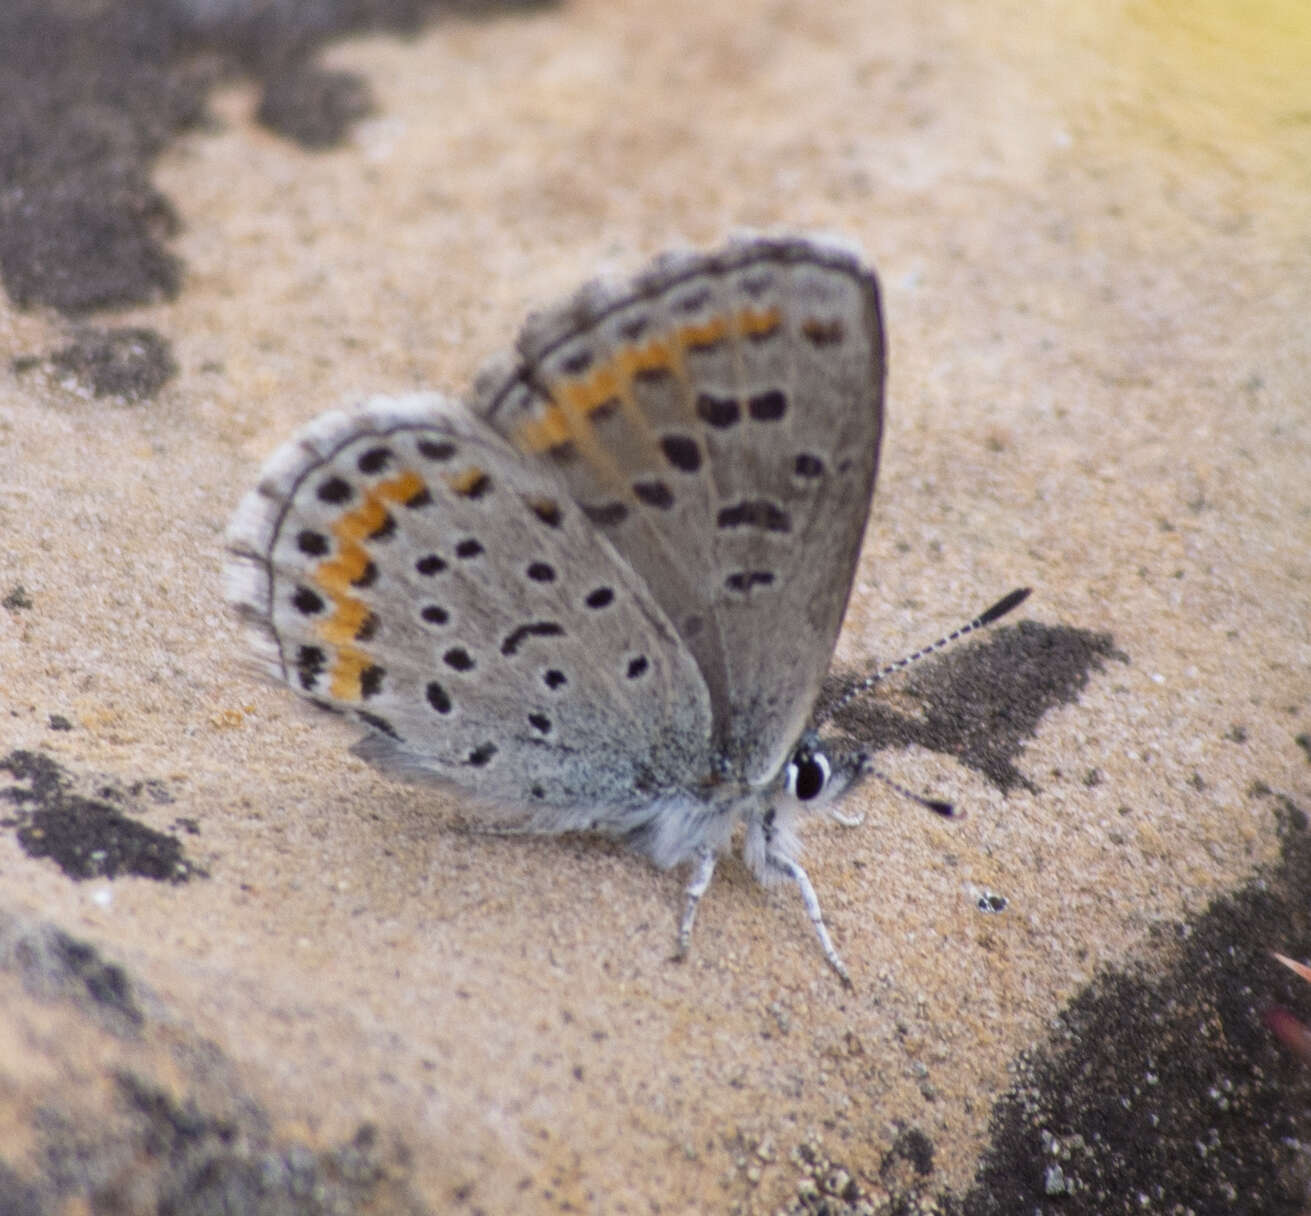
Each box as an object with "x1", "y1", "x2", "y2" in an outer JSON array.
[
  {"x1": 511, "y1": 305, "x2": 782, "y2": 456},
  {"x1": 306, "y1": 469, "x2": 428, "y2": 700}
]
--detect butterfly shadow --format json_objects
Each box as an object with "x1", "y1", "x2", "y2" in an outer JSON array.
[{"x1": 818, "y1": 619, "x2": 1128, "y2": 796}]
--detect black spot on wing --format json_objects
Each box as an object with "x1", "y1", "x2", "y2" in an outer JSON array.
[{"x1": 716, "y1": 500, "x2": 790, "y2": 533}]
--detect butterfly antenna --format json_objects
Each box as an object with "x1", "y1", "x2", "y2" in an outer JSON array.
[
  {"x1": 822, "y1": 587, "x2": 1031, "y2": 724},
  {"x1": 821, "y1": 588, "x2": 1031, "y2": 820},
  {"x1": 852, "y1": 760, "x2": 957, "y2": 819}
]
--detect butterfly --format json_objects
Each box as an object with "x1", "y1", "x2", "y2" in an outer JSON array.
[{"x1": 226, "y1": 234, "x2": 1026, "y2": 982}]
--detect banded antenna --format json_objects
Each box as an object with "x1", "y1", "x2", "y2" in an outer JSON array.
[{"x1": 821, "y1": 587, "x2": 1032, "y2": 821}]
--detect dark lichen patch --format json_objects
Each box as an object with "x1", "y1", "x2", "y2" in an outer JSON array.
[
  {"x1": 0, "y1": 0, "x2": 558, "y2": 317},
  {"x1": 255, "y1": 63, "x2": 373, "y2": 147},
  {"x1": 768, "y1": 800, "x2": 1311, "y2": 1215},
  {"x1": 0, "y1": 750, "x2": 201, "y2": 883},
  {"x1": 0, "y1": 920, "x2": 145, "y2": 1030},
  {"x1": 945, "y1": 799, "x2": 1311, "y2": 1215},
  {"x1": 770, "y1": 1129, "x2": 938, "y2": 1215},
  {"x1": 50, "y1": 327, "x2": 177, "y2": 401},
  {"x1": 0, "y1": 903, "x2": 430, "y2": 1210},
  {"x1": 3, "y1": 584, "x2": 33, "y2": 612},
  {"x1": 820, "y1": 620, "x2": 1128, "y2": 793},
  {"x1": 0, "y1": 1053, "x2": 427, "y2": 1214}
]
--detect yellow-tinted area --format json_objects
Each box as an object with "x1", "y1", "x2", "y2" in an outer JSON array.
[
  {"x1": 1126, "y1": 0, "x2": 1311, "y2": 146},
  {"x1": 510, "y1": 305, "x2": 783, "y2": 458},
  {"x1": 308, "y1": 469, "x2": 428, "y2": 700},
  {"x1": 1000, "y1": 1, "x2": 1311, "y2": 210}
]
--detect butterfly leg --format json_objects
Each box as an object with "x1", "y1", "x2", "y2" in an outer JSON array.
[
  {"x1": 748, "y1": 810, "x2": 851, "y2": 985},
  {"x1": 764, "y1": 850, "x2": 852, "y2": 987},
  {"x1": 675, "y1": 845, "x2": 718, "y2": 961},
  {"x1": 828, "y1": 807, "x2": 866, "y2": 828}
]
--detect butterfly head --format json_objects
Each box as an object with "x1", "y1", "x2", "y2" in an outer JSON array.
[{"x1": 780, "y1": 729, "x2": 870, "y2": 811}]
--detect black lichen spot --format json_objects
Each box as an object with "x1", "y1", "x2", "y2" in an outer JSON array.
[
  {"x1": 626, "y1": 656, "x2": 649, "y2": 679},
  {"x1": 421, "y1": 604, "x2": 449, "y2": 625},
  {"x1": 426, "y1": 682, "x2": 451, "y2": 714},
  {"x1": 455, "y1": 539, "x2": 483, "y2": 559},
  {"x1": 355, "y1": 611, "x2": 379, "y2": 642},
  {"x1": 527, "y1": 561, "x2": 556, "y2": 583},
  {"x1": 292, "y1": 586, "x2": 325, "y2": 615},
  {"x1": 356, "y1": 446, "x2": 392, "y2": 474},
  {"x1": 297, "y1": 529, "x2": 330, "y2": 556},
  {"x1": 725, "y1": 570, "x2": 775, "y2": 593},
  {"x1": 443, "y1": 647, "x2": 474, "y2": 672},
  {"x1": 543, "y1": 669, "x2": 567, "y2": 690},
  {"x1": 415, "y1": 554, "x2": 446, "y2": 576},
  {"x1": 717, "y1": 500, "x2": 790, "y2": 532},
  {"x1": 802, "y1": 317, "x2": 845, "y2": 346},
  {"x1": 696, "y1": 392, "x2": 740, "y2": 429},
  {"x1": 633, "y1": 480, "x2": 674, "y2": 509},
  {"x1": 747, "y1": 389, "x2": 787, "y2": 421},
  {"x1": 660, "y1": 434, "x2": 702, "y2": 472},
  {"x1": 50, "y1": 327, "x2": 177, "y2": 401},
  {"x1": 352, "y1": 560, "x2": 378, "y2": 588},
  {"x1": 418, "y1": 438, "x2": 456, "y2": 461},
  {"x1": 467, "y1": 743, "x2": 497, "y2": 768},
  {"x1": 357, "y1": 710, "x2": 399, "y2": 740},
  {"x1": 582, "y1": 502, "x2": 628, "y2": 527},
  {"x1": 48, "y1": 929, "x2": 145, "y2": 1025},
  {"x1": 359, "y1": 665, "x2": 385, "y2": 699},
  {"x1": 256, "y1": 63, "x2": 372, "y2": 148},
  {"x1": 296, "y1": 645, "x2": 326, "y2": 690},
  {"x1": 2, "y1": 751, "x2": 199, "y2": 885},
  {"x1": 4, "y1": 584, "x2": 33, "y2": 611},
  {"x1": 528, "y1": 712, "x2": 551, "y2": 734},
  {"x1": 502, "y1": 622, "x2": 565, "y2": 656},
  {"x1": 529, "y1": 497, "x2": 563, "y2": 527},
  {"x1": 794, "y1": 453, "x2": 824, "y2": 478},
  {"x1": 368, "y1": 512, "x2": 396, "y2": 542},
  {"x1": 531, "y1": 784, "x2": 546, "y2": 799},
  {"x1": 585, "y1": 587, "x2": 615, "y2": 610},
  {"x1": 317, "y1": 476, "x2": 352, "y2": 505}
]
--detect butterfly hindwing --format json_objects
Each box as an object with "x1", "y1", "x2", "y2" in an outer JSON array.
[{"x1": 226, "y1": 394, "x2": 713, "y2": 817}]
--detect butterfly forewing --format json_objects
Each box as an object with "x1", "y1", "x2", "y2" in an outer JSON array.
[{"x1": 475, "y1": 237, "x2": 884, "y2": 782}]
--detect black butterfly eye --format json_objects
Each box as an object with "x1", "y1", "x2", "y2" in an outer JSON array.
[{"x1": 788, "y1": 751, "x2": 831, "y2": 801}]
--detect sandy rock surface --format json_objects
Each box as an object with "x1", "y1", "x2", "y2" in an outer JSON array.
[{"x1": 1, "y1": 1, "x2": 1309, "y2": 1211}]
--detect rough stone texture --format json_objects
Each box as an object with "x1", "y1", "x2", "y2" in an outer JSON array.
[{"x1": 0, "y1": 1, "x2": 1308, "y2": 1212}]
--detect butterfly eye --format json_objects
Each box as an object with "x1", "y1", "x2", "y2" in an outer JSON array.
[{"x1": 787, "y1": 750, "x2": 831, "y2": 801}]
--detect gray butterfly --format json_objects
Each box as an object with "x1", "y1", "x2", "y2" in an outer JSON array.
[{"x1": 226, "y1": 234, "x2": 1023, "y2": 981}]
